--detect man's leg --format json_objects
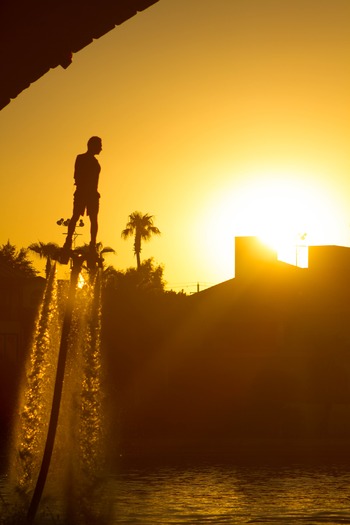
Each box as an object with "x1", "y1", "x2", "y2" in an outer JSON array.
[
  {"x1": 90, "y1": 213, "x2": 98, "y2": 248},
  {"x1": 64, "y1": 212, "x2": 80, "y2": 248}
]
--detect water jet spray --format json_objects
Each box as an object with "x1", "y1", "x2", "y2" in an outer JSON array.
[{"x1": 26, "y1": 249, "x2": 102, "y2": 523}]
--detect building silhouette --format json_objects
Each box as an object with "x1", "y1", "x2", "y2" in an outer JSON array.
[{"x1": 119, "y1": 236, "x2": 350, "y2": 456}]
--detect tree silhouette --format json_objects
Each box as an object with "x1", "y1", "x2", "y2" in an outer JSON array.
[
  {"x1": 28, "y1": 241, "x2": 60, "y2": 279},
  {"x1": 104, "y1": 258, "x2": 165, "y2": 295},
  {"x1": 121, "y1": 212, "x2": 161, "y2": 270},
  {"x1": 0, "y1": 241, "x2": 37, "y2": 277}
]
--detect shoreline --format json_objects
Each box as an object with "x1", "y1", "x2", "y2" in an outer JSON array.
[{"x1": 116, "y1": 436, "x2": 350, "y2": 465}]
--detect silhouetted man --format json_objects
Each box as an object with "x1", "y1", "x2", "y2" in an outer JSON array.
[{"x1": 63, "y1": 136, "x2": 102, "y2": 252}]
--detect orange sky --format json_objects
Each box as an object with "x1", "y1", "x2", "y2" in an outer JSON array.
[{"x1": 1, "y1": 0, "x2": 350, "y2": 292}]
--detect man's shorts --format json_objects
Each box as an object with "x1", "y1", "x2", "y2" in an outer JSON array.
[{"x1": 73, "y1": 190, "x2": 100, "y2": 217}]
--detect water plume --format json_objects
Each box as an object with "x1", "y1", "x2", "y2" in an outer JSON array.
[
  {"x1": 5, "y1": 262, "x2": 110, "y2": 524},
  {"x1": 10, "y1": 264, "x2": 60, "y2": 503},
  {"x1": 61, "y1": 269, "x2": 108, "y2": 523}
]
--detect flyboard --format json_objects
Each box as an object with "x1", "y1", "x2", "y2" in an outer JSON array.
[
  {"x1": 59, "y1": 243, "x2": 103, "y2": 270},
  {"x1": 27, "y1": 246, "x2": 102, "y2": 523}
]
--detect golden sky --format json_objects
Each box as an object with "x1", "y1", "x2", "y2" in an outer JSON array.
[{"x1": 1, "y1": 0, "x2": 350, "y2": 292}]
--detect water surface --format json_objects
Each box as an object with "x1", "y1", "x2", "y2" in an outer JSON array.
[{"x1": 2, "y1": 459, "x2": 350, "y2": 524}]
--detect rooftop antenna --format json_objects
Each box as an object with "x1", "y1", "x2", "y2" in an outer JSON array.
[{"x1": 296, "y1": 232, "x2": 307, "y2": 267}]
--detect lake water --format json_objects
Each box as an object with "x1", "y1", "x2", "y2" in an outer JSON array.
[{"x1": 2, "y1": 456, "x2": 350, "y2": 524}]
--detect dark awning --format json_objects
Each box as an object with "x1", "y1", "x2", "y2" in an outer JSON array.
[{"x1": 0, "y1": 0, "x2": 159, "y2": 110}]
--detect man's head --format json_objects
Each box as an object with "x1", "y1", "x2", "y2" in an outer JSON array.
[{"x1": 87, "y1": 136, "x2": 102, "y2": 155}]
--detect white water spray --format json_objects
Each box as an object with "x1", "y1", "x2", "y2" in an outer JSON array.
[
  {"x1": 6, "y1": 265, "x2": 108, "y2": 524},
  {"x1": 10, "y1": 265, "x2": 60, "y2": 501}
]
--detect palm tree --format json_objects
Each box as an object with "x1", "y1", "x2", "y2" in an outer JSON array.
[
  {"x1": 0, "y1": 241, "x2": 37, "y2": 277},
  {"x1": 121, "y1": 211, "x2": 161, "y2": 270},
  {"x1": 28, "y1": 241, "x2": 60, "y2": 279}
]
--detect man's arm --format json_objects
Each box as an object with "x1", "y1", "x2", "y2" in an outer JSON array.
[{"x1": 73, "y1": 154, "x2": 83, "y2": 187}]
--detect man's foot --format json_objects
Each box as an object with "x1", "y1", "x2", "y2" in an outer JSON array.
[
  {"x1": 87, "y1": 242, "x2": 102, "y2": 270},
  {"x1": 60, "y1": 239, "x2": 72, "y2": 264}
]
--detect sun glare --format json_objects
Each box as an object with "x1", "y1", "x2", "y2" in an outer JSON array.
[
  {"x1": 197, "y1": 166, "x2": 343, "y2": 279},
  {"x1": 236, "y1": 174, "x2": 338, "y2": 252},
  {"x1": 78, "y1": 272, "x2": 86, "y2": 289}
]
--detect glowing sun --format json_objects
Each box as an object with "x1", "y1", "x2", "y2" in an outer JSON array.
[
  {"x1": 235, "y1": 175, "x2": 337, "y2": 252},
  {"x1": 197, "y1": 167, "x2": 342, "y2": 280}
]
